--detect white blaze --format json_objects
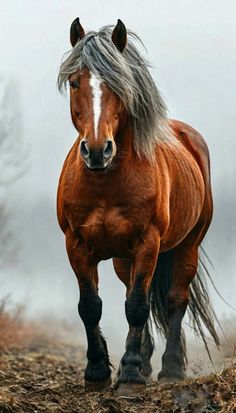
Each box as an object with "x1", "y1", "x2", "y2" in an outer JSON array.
[{"x1": 89, "y1": 72, "x2": 102, "y2": 140}]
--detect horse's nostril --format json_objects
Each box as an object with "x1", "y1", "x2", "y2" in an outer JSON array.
[
  {"x1": 80, "y1": 140, "x2": 89, "y2": 158},
  {"x1": 103, "y1": 140, "x2": 113, "y2": 158}
]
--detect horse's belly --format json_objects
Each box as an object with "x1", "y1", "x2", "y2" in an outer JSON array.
[{"x1": 79, "y1": 208, "x2": 145, "y2": 260}]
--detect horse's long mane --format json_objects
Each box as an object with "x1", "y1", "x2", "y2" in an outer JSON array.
[{"x1": 58, "y1": 25, "x2": 176, "y2": 161}]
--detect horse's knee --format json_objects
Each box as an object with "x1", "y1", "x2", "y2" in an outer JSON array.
[
  {"x1": 78, "y1": 285, "x2": 102, "y2": 327},
  {"x1": 125, "y1": 298, "x2": 149, "y2": 327},
  {"x1": 125, "y1": 276, "x2": 149, "y2": 327}
]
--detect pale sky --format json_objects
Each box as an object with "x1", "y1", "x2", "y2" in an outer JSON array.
[{"x1": 0, "y1": 1, "x2": 236, "y2": 357}]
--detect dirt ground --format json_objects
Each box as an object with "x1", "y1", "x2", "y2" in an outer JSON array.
[
  {"x1": 0, "y1": 304, "x2": 235, "y2": 412},
  {"x1": 0, "y1": 337, "x2": 235, "y2": 412}
]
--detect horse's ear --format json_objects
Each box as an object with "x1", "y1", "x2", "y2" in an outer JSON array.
[
  {"x1": 112, "y1": 19, "x2": 127, "y2": 53},
  {"x1": 70, "y1": 18, "x2": 85, "y2": 47}
]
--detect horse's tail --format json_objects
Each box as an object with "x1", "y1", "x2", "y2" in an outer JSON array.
[{"x1": 149, "y1": 246, "x2": 220, "y2": 366}]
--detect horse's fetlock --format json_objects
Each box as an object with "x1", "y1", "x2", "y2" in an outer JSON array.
[{"x1": 121, "y1": 354, "x2": 142, "y2": 369}]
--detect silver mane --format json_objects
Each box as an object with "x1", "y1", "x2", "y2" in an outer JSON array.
[{"x1": 58, "y1": 25, "x2": 175, "y2": 161}]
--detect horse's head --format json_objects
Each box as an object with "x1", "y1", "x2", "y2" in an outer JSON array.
[
  {"x1": 69, "y1": 19, "x2": 127, "y2": 171},
  {"x1": 58, "y1": 20, "x2": 172, "y2": 169}
]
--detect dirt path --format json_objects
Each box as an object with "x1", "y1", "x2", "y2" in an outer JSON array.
[{"x1": 0, "y1": 337, "x2": 235, "y2": 413}]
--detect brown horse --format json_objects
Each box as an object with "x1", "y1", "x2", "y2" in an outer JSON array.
[{"x1": 57, "y1": 19, "x2": 219, "y2": 396}]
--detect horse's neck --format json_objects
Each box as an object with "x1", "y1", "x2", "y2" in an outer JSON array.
[{"x1": 115, "y1": 121, "x2": 136, "y2": 163}]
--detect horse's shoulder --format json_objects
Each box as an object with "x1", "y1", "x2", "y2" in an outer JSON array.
[
  {"x1": 61, "y1": 138, "x2": 79, "y2": 173},
  {"x1": 57, "y1": 138, "x2": 79, "y2": 233}
]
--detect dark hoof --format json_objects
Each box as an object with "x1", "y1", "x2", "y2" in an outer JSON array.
[
  {"x1": 158, "y1": 369, "x2": 185, "y2": 383},
  {"x1": 115, "y1": 383, "x2": 146, "y2": 398},
  {"x1": 158, "y1": 376, "x2": 183, "y2": 384},
  {"x1": 141, "y1": 363, "x2": 152, "y2": 379},
  {"x1": 85, "y1": 377, "x2": 112, "y2": 392}
]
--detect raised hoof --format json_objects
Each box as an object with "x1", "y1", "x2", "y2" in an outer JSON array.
[
  {"x1": 115, "y1": 383, "x2": 146, "y2": 398},
  {"x1": 85, "y1": 377, "x2": 112, "y2": 392}
]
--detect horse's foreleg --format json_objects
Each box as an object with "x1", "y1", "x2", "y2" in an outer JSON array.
[
  {"x1": 158, "y1": 245, "x2": 198, "y2": 382},
  {"x1": 115, "y1": 227, "x2": 160, "y2": 396},
  {"x1": 113, "y1": 258, "x2": 154, "y2": 379},
  {"x1": 65, "y1": 229, "x2": 111, "y2": 391}
]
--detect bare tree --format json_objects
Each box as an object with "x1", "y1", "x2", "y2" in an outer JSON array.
[{"x1": 0, "y1": 77, "x2": 27, "y2": 265}]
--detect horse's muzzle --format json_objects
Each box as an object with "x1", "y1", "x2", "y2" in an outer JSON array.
[{"x1": 80, "y1": 139, "x2": 114, "y2": 170}]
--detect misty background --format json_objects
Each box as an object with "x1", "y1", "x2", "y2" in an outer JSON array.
[{"x1": 0, "y1": 1, "x2": 235, "y2": 366}]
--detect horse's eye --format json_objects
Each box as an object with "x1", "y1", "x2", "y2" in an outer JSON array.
[{"x1": 69, "y1": 80, "x2": 79, "y2": 89}]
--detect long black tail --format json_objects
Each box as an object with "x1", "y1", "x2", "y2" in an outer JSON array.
[{"x1": 149, "y1": 247, "x2": 220, "y2": 366}]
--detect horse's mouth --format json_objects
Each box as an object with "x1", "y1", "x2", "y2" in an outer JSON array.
[
  {"x1": 83, "y1": 159, "x2": 113, "y2": 172},
  {"x1": 88, "y1": 166, "x2": 107, "y2": 172}
]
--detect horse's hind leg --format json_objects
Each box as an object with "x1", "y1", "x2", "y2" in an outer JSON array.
[
  {"x1": 113, "y1": 258, "x2": 154, "y2": 379},
  {"x1": 66, "y1": 228, "x2": 111, "y2": 391},
  {"x1": 141, "y1": 323, "x2": 154, "y2": 378},
  {"x1": 158, "y1": 243, "x2": 198, "y2": 382}
]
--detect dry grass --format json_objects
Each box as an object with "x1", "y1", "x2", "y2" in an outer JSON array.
[
  {"x1": 0, "y1": 300, "x2": 235, "y2": 412},
  {"x1": 0, "y1": 298, "x2": 32, "y2": 352}
]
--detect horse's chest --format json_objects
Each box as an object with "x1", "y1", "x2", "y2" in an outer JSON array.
[{"x1": 75, "y1": 207, "x2": 145, "y2": 259}]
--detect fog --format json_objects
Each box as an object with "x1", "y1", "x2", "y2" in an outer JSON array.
[{"x1": 0, "y1": 1, "x2": 236, "y2": 360}]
